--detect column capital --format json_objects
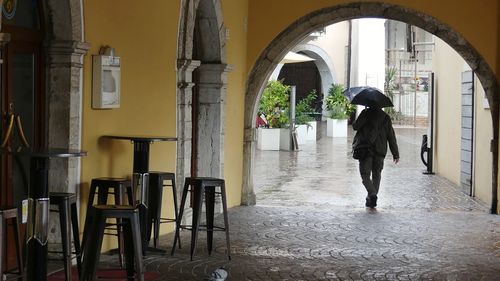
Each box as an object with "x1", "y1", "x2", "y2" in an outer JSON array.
[
  {"x1": 46, "y1": 40, "x2": 90, "y2": 55},
  {"x1": 197, "y1": 63, "x2": 234, "y2": 87},
  {"x1": 177, "y1": 59, "x2": 201, "y2": 86},
  {"x1": 46, "y1": 40, "x2": 90, "y2": 68}
]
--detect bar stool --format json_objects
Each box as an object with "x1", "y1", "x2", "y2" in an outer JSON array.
[
  {"x1": 82, "y1": 178, "x2": 133, "y2": 268},
  {"x1": 171, "y1": 177, "x2": 231, "y2": 261},
  {"x1": 80, "y1": 205, "x2": 143, "y2": 281},
  {"x1": 49, "y1": 192, "x2": 82, "y2": 281},
  {"x1": 0, "y1": 207, "x2": 24, "y2": 281},
  {"x1": 147, "y1": 171, "x2": 180, "y2": 249}
]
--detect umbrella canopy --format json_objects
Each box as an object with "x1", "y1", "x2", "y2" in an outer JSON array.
[
  {"x1": 343, "y1": 86, "x2": 394, "y2": 108},
  {"x1": 280, "y1": 51, "x2": 315, "y2": 64}
]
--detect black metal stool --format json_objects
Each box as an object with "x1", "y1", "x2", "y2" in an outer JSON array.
[
  {"x1": 171, "y1": 177, "x2": 230, "y2": 261},
  {"x1": 80, "y1": 205, "x2": 143, "y2": 281},
  {"x1": 49, "y1": 193, "x2": 82, "y2": 281},
  {"x1": 0, "y1": 207, "x2": 24, "y2": 281},
  {"x1": 147, "y1": 171, "x2": 180, "y2": 249},
  {"x1": 82, "y1": 178, "x2": 133, "y2": 268}
]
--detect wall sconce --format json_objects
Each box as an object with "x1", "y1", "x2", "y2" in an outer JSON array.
[{"x1": 92, "y1": 46, "x2": 121, "y2": 109}]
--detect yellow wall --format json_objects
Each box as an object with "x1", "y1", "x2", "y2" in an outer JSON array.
[
  {"x1": 80, "y1": 0, "x2": 248, "y2": 249},
  {"x1": 82, "y1": 0, "x2": 180, "y2": 249},
  {"x1": 433, "y1": 37, "x2": 462, "y2": 186},
  {"x1": 220, "y1": 0, "x2": 248, "y2": 206},
  {"x1": 246, "y1": 0, "x2": 499, "y2": 81}
]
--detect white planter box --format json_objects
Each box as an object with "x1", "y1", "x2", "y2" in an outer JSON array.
[
  {"x1": 306, "y1": 121, "x2": 317, "y2": 141},
  {"x1": 295, "y1": 125, "x2": 308, "y2": 145},
  {"x1": 327, "y1": 118, "x2": 348, "y2": 137},
  {"x1": 280, "y1": 128, "x2": 292, "y2": 151},
  {"x1": 257, "y1": 128, "x2": 280, "y2": 150}
]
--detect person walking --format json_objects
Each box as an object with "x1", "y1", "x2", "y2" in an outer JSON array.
[{"x1": 352, "y1": 106, "x2": 399, "y2": 208}]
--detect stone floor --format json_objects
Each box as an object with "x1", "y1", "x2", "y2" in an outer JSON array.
[{"x1": 97, "y1": 125, "x2": 500, "y2": 280}]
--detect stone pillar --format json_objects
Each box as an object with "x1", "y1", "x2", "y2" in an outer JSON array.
[
  {"x1": 196, "y1": 63, "x2": 232, "y2": 178},
  {"x1": 45, "y1": 40, "x2": 89, "y2": 193},
  {"x1": 176, "y1": 59, "x2": 200, "y2": 191},
  {"x1": 241, "y1": 127, "x2": 257, "y2": 205}
]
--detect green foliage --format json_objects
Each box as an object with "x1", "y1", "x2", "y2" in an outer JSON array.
[
  {"x1": 385, "y1": 66, "x2": 401, "y2": 121},
  {"x1": 258, "y1": 80, "x2": 290, "y2": 128},
  {"x1": 385, "y1": 107, "x2": 404, "y2": 121},
  {"x1": 329, "y1": 105, "x2": 348, "y2": 119},
  {"x1": 384, "y1": 66, "x2": 397, "y2": 100},
  {"x1": 295, "y1": 90, "x2": 318, "y2": 125},
  {"x1": 325, "y1": 83, "x2": 355, "y2": 119}
]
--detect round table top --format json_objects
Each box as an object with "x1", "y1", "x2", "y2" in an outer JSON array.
[
  {"x1": 0, "y1": 147, "x2": 87, "y2": 158},
  {"x1": 101, "y1": 135, "x2": 177, "y2": 142}
]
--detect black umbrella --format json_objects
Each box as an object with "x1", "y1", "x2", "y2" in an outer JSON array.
[{"x1": 343, "y1": 86, "x2": 394, "y2": 108}]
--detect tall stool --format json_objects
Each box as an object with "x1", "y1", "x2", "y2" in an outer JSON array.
[
  {"x1": 171, "y1": 177, "x2": 230, "y2": 261},
  {"x1": 80, "y1": 205, "x2": 143, "y2": 281},
  {"x1": 147, "y1": 171, "x2": 180, "y2": 249},
  {"x1": 82, "y1": 178, "x2": 133, "y2": 268},
  {"x1": 0, "y1": 207, "x2": 24, "y2": 281},
  {"x1": 49, "y1": 193, "x2": 82, "y2": 281}
]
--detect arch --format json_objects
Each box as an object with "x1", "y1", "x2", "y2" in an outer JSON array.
[
  {"x1": 177, "y1": 0, "x2": 229, "y2": 190},
  {"x1": 241, "y1": 2, "x2": 499, "y2": 213},
  {"x1": 292, "y1": 44, "x2": 338, "y2": 114}
]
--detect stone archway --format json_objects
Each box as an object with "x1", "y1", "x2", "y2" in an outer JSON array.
[
  {"x1": 42, "y1": 0, "x2": 89, "y2": 193},
  {"x1": 177, "y1": 0, "x2": 229, "y2": 190},
  {"x1": 242, "y1": 2, "x2": 499, "y2": 213},
  {"x1": 292, "y1": 44, "x2": 337, "y2": 115}
]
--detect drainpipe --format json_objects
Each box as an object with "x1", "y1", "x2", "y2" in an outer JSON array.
[
  {"x1": 492, "y1": 136, "x2": 498, "y2": 214},
  {"x1": 491, "y1": 84, "x2": 499, "y2": 214},
  {"x1": 346, "y1": 20, "x2": 352, "y2": 88}
]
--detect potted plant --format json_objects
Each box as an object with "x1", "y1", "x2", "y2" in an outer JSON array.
[
  {"x1": 325, "y1": 83, "x2": 355, "y2": 137},
  {"x1": 295, "y1": 90, "x2": 319, "y2": 143},
  {"x1": 257, "y1": 80, "x2": 290, "y2": 150}
]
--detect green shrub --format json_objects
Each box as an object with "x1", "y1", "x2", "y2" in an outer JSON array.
[
  {"x1": 295, "y1": 90, "x2": 318, "y2": 125},
  {"x1": 258, "y1": 80, "x2": 290, "y2": 128},
  {"x1": 325, "y1": 83, "x2": 355, "y2": 119}
]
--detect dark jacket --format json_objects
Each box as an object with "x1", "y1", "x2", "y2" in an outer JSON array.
[{"x1": 352, "y1": 108, "x2": 399, "y2": 159}]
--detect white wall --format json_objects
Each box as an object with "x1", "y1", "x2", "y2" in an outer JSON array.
[
  {"x1": 351, "y1": 19, "x2": 385, "y2": 90},
  {"x1": 309, "y1": 22, "x2": 349, "y2": 86}
]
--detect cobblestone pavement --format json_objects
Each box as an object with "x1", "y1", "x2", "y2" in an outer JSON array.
[{"x1": 99, "y1": 126, "x2": 500, "y2": 280}]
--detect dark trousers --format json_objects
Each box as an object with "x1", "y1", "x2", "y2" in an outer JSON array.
[{"x1": 359, "y1": 156, "x2": 385, "y2": 197}]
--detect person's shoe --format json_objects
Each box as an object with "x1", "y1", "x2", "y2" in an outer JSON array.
[
  {"x1": 369, "y1": 195, "x2": 378, "y2": 208},
  {"x1": 365, "y1": 197, "x2": 371, "y2": 207}
]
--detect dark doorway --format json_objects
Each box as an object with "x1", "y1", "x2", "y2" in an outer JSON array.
[
  {"x1": 278, "y1": 60, "x2": 323, "y2": 113},
  {"x1": 0, "y1": 0, "x2": 44, "y2": 267}
]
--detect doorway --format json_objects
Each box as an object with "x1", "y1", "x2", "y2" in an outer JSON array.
[{"x1": 1, "y1": 0, "x2": 44, "y2": 208}]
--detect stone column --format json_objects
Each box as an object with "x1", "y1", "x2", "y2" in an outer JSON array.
[
  {"x1": 196, "y1": 63, "x2": 232, "y2": 178},
  {"x1": 45, "y1": 40, "x2": 89, "y2": 193},
  {"x1": 176, "y1": 59, "x2": 200, "y2": 191},
  {"x1": 241, "y1": 127, "x2": 257, "y2": 205}
]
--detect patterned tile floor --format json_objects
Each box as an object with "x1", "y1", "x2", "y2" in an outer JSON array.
[{"x1": 96, "y1": 125, "x2": 500, "y2": 280}]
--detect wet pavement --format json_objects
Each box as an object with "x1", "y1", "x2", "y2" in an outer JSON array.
[{"x1": 98, "y1": 125, "x2": 500, "y2": 280}]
